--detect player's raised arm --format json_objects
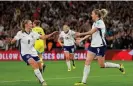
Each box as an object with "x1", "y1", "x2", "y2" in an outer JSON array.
[
  {"x1": 11, "y1": 31, "x2": 22, "y2": 44},
  {"x1": 76, "y1": 35, "x2": 91, "y2": 45},
  {"x1": 58, "y1": 32, "x2": 64, "y2": 47},
  {"x1": 76, "y1": 28, "x2": 97, "y2": 37},
  {"x1": 76, "y1": 9, "x2": 108, "y2": 37},
  {"x1": 40, "y1": 31, "x2": 58, "y2": 40},
  {"x1": 10, "y1": 38, "x2": 17, "y2": 44}
]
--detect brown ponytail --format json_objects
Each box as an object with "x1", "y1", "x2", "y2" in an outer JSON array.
[{"x1": 33, "y1": 20, "x2": 41, "y2": 26}]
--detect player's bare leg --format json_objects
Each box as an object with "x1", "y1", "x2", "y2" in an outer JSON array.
[
  {"x1": 28, "y1": 58, "x2": 47, "y2": 86},
  {"x1": 70, "y1": 53, "x2": 76, "y2": 69},
  {"x1": 38, "y1": 54, "x2": 46, "y2": 73},
  {"x1": 75, "y1": 51, "x2": 95, "y2": 85},
  {"x1": 65, "y1": 51, "x2": 71, "y2": 71},
  {"x1": 97, "y1": 56, "x2": 125, "y2": 74}
]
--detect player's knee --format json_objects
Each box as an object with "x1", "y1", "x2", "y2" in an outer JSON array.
[
  {"x1": 29, "y1": 60, "x2": 39, "y2": 69},
  {"x1": 85, "y1": 60, "x2": 91, "y2": 65},
  {"x1": 66, "y1": 57, "x2": 70, "y2": 61},
  {"x1": 69, "y1": 56, "x2": 73, "y2": 60},
  {"x1": 65, "y1": 55, "x2": 70, "y2": 60},
  {"x1": 38, "y1": 62, "x2": 43, "y2": 69},
  {"x1": 33, "y1": 63, "x2": 39, "y2": 69}
]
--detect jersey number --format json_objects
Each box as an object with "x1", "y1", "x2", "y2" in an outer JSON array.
[
  {"x1": 97, "y1": 48, "x2": 100, "y2": 54},
  {"x1": 28, "y1": 40, "x2": 30, "y2": 44}
]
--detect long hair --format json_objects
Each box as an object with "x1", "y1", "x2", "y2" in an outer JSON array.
[
  {"x1": 33, "y1": 20, "x2": 41, "y2": 26},
  {"x1": 21, "y1": 20, "x2": 31, "y2": 32},
  {"x1": 93, "y1": 9, "x2": 108, "y2": 19}
]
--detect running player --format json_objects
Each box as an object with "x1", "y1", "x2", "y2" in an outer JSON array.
[
  {"x1": 58, "y1": 25, "x2": 77, "y2": 71},
  {"x1": 74, "y1": 9, "x2": 125, "y2": 85},
  {"x1": 11, "y1": 19, "x2": 58, "y2": 86},
  {"x1": 32, "y1": 20, "x2": 46, "y2": 73}
]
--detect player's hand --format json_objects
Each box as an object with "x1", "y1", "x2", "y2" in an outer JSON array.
[
  {"x1": 76, "y1": 38, "x2": 82, "y2": 45},
  {"x1": 7, "y1": 38, "x2": 14, "y2": 46},
  {"x1": 75, "y1": 32, "x2": 80, "y2": 37},
  {"x1": 60, "y1": 43, "x2": 64, "y2": 47},
  {"x1": 48, "y1": 31, "x2": 59, "y2": 38},
  {"x1": 6, "y1": 38, "x2": 12, "y2": 44},
  {"x1": 53, "y1": 31, "x2": 59, "y2": 34}
]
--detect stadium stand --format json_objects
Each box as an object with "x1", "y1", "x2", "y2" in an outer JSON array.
[{"x1": 0, "y1": 1, "x2": 133, "y2": 50}]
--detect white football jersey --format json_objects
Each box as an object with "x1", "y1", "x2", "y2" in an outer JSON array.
[
  {"x1": 14, "y1": 31, "x2": 40, "y2": 56},
  {"x1": 59, "y1": 30, "x2": 75, "y2": 46},
  {"x1": 91, "y1": 19, "x2": 107, "y2": 47}
]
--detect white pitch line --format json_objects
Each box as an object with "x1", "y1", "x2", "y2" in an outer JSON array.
[
  {"x1": 0, "y1": 80, "x2": 32, "y2": 83},
  {"x1": 0, "y1": 74, "x2": 132, "y2": 83}
]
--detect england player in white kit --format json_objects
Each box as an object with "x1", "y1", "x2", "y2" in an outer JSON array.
[
  {"x1": 58, "y1": 25, "x2": 76, "y2": 71},
  {"x1": 75, "y1": 9, "x2": 125, "y2": 85},
  {"x1": 11, "y1": 20, "x2": 58, "y2": 86}
]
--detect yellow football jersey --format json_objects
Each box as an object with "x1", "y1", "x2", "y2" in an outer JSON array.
[{"x1": 32, "y1": 26, "x2": 46, "y2": 53}]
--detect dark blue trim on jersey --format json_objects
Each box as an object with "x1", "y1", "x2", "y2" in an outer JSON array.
[
  {"x1": 18, "y1": 39, "x2": 21, "y2": 52},
  {"x1": 98, "y1": 28, "x2": 106, "y2": 46},
  {"x1": 18, "y1": 39, "x2": 23, "y2": 61},
  {"x1": 24, "y1": 31, "x2": 32, "y2": 35}
]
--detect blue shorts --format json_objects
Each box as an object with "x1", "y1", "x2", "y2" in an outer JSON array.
[
  {"x1": 63, "y1": 45, "x2": 75, "y2": 53},
  {"x1": 21, "y1": 54, "x2": 40, "y2": 65},
  {"x1": 88, "y1": 46, "x2": 106, "y2": 57}
]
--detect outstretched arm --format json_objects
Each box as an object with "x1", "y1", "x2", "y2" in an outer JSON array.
[
  {"x1": 58, "y1": 38, "x2": 64, "y2": 47},
  {"x1": 9, "y1": 38, "x2": 17, "y2": 46},
  {"x1": 76, "y1": 35, "x2": 91, "y2": 45},
  {"x1": 11, "y1": 39, "x2": 17, "y2": 44},
  {"x1": 40, "y1": 31, "x2": 58, "y2": 40},
  {"x1": 10, "y1": 31, "x2": 21, "y2": 44},
  {"x1": 76, "y1": 28, "x2": 97, "y2": 37},
  {"x1": 80, "y1": 35, "x2": 91, "y2": 42}
]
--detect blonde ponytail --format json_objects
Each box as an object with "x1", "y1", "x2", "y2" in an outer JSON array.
[
  {"x1": 99, "y1": 9, "x2": 108, "y2": 19},
  {"x1": 93, "y1": 9, "x2": 108, "y2": 19}
]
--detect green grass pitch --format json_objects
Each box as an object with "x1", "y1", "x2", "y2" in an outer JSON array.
[{"x1": 0, "y1": 61, "x2": 133, "y2": 86}]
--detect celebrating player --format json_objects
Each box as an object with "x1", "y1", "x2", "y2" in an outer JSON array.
[
  {"x1": 11, "y1": 19, "x2": 58, "y2": 86},
  {"x1": 74, "y1": 9, "x2": 125, "y2": 85},
  {"x1": 32, "y1": 20, "x2": 46, "y2": 73},
  {"x1": 58, "y1": 25, "x2": 77, "y2": 71}
]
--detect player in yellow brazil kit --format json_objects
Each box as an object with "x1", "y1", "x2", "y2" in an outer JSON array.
[{"x1": 32, "y1": 20, "x2": 46, "y2": 73}]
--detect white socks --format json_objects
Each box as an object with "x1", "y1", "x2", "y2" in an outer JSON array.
[
  {"x1": 34, "y1": 69, "x2": 44, "y2": 83},
  {"x1": 104, "y1": 62, "x2": 120, "y2": 68},
  {"x1": 80, "y1": 62, "x2": 120, "y2": 83},
  {"x1": 66, "y1": 61, "x2": 71, "y2": 70},
  {"x1": 82, "y1": 65, "x2": 90, "y2": 83}
]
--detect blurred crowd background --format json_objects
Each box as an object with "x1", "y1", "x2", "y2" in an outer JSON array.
[{"x1": 0, "y1": 1, "x2": 133, "y2": 51}]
